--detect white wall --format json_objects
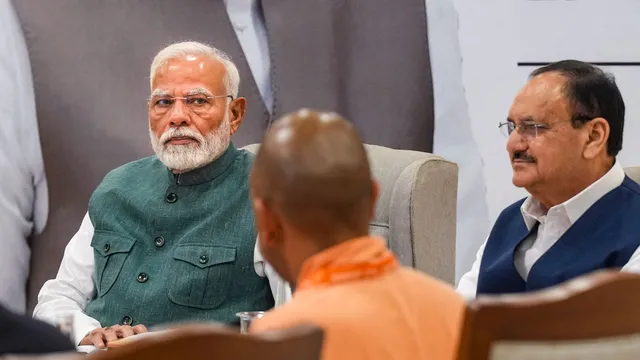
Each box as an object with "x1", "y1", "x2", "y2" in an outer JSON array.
[{"x1": 454, "y1": 0, "x2": 640, "y2": 254}]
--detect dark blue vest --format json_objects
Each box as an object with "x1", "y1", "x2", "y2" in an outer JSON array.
[{"x1": 477, "y1": 176, "x2": 640, "y2": 295}]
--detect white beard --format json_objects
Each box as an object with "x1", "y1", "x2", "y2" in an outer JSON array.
[{"x1": 150, "y1": 112, "x2": 231, "y2": 173}]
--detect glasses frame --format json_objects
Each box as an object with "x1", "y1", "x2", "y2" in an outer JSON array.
[
  {"x1": 498, "y1": 116, "x2": 593, "y2": 139},
  {"x1": 147, "y1": 94, "x2": 234, "y2": 115}
]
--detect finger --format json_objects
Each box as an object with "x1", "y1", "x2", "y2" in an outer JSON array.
[
  {"x1": 117, "y1": 325, "x2": 135, "y2": 338},
  {"x1": 104, "y1": 328, "x2": 119, "y2": 343},
  {"x1": 132, "y1": 324, "x2": 149, "y2": 334},
  {"x1": 91, "y1": 332, "x2": 107, "y2": 349}
]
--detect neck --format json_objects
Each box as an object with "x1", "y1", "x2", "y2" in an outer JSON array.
[
  {"x1": 530, "y1": 158, "x2": 614, "y2": 209},
  {"x1": 286, "y1": 227, "x2": 369, "y2": 287}
]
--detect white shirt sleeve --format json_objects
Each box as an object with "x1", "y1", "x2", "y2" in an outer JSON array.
[
  {"x1": 33, "y1": 212, "x2": 101, "y2": 345},
  {"x1": 456, "y1": 238, "x2": 487, "y2": 299},
  {"x1": 621, "y1": 246, "x2": 640, "y2": 273},
  {"x1": 253, "y1": 238, "x2": 292, "y2": 306}
]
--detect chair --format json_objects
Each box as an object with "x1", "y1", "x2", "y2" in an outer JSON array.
[
  {"x1": 242, "y1": 143, "x2": 458, "y2": 283},
  {"x1": 0, "y1": 324, "x2": 323, "y2": 360},
  {"x1": 0, "y1": 354, "x2": 82, "y2": 360},
  {"x1": 91, "y1": 323, "x2": 323, "y2": 360},
  {"x1": 456, "y1": 270, "x2": 640, "y2": 360},
  {"x1": 624, "y1": 166, "x2": 640, "y2": 184}
]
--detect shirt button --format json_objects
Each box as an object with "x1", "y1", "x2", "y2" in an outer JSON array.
[
  {"x1": 165, "y1": 193, "x2": 178, "y2": 203},
  {"x1": 154, "y1": 236, "x2": 165, "y2": 247},
  {"x1": 199, "y1": 255, "x2": 208, "y2": 264},
  {"x1": 103, "y1": 244, "x2": 110, "y2": 253},
  {"x1": 136, "y1": 273, "x2": 149, "y2": 283},
  {"x1": 122, "y1": 315, "x2": 132, "y2": 326}
]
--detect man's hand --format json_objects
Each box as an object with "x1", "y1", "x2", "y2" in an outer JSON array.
[{"x1": 79, "y1": 324, "x2": 148, "y2": 348}]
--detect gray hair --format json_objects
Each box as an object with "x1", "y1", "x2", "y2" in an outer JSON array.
[{"x1": 149, "y1": 41, "x2": 240, "y2": 98}]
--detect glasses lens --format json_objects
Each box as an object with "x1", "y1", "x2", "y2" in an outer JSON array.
[
  {"x1": 149, "y1": 97, "x2": 172, "y2": 115},
  {"x1": 186, "y1": 96, "x2": 212, "y2": 115}
]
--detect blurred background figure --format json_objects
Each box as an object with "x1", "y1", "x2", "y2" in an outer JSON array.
[
  {"x1": 0, "y1": 0, "x2": 48, "y2": 314},
  {"x1": 0, "y1": 303, "x2": 73, "y2": 356}
]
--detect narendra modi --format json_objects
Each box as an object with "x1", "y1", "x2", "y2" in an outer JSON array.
[{"x1": 33, "y1": 42, "x2": 288, "y2": 349}]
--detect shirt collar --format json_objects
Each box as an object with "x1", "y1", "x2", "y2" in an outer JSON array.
[
  {"x1": 166, "y1": 143, "x2": 239, "y2": 186},
  {"x1": 520, "y1": 161, "x2": 625, "y2": 229},
  {"x1": 296, "y1": 236, "x2": 397, "y2": 291}
]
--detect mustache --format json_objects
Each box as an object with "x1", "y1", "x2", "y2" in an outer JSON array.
[
  {"x1": 159, "y1": 128, "x2": 204, "y2": 145},
  {"x1": 512, "y1": 151, "x2": 535, "y2": 163}
]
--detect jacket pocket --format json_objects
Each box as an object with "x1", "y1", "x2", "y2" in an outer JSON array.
[
  {"x1": 90, "y1": 231, "x2": 135, "y2": 297},
  {"x1": 167, "y1": 244, "x2": 237, "y2": 309}
]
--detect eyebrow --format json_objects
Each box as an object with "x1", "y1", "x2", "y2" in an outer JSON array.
[
  {"x1": 184, "y1": 87, "x2": 213, "y2": 97},
  {"x1": 507, "y1": 116, "x2": 537, "y2": 124},
  {"x1": 150, "y1": 89, "x2": 170, "y2": 97}
]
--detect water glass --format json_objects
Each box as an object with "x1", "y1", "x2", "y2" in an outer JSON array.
[{"x1": 235, "y1": 311, "x2": 265, "y2": 334}]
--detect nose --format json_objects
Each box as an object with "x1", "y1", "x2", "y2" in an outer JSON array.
[
  {"x1": 168, "y1": 99, "x2": 192, "y2": 127},
  {"x1": 506, "y1": 130, "x2": 528, "y2": 156}
]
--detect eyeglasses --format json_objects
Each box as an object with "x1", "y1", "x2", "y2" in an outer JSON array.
[
  {"x1": 498, "y1": 117, "x2": 592, "y2": 140},
  {"x1": 147, "y1": 95, "x2": 233, "y2": 115}
]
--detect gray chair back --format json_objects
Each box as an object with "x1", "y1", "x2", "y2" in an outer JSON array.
[{"x1": 243, "y1": 144, "x2": 458, "y2": 283}]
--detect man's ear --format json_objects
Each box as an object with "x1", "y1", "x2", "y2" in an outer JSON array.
[
  {"x1": 252, "y1": 197, "x2": 282, "y2": 246},
  {"x1": 583, "y1": 117, "x2": 610, "y2": 160},
  {"x1": 229, "y1": 97, "x2": 247, "y2": 136}
]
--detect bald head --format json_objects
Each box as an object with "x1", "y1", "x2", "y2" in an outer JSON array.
[{"x1": 251, "y1": 109, "x2": 374, "y2": 239}]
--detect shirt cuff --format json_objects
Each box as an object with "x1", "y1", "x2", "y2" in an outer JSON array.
[{"x1": 71, "y1": 311, "x2": 102, "y2": 347}]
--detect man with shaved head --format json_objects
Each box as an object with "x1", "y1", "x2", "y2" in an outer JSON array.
[
  {"x1": 458, "y1": 60, "x2": 640, "y2": 298},
  {"x1": 249, "y1": 109, "x2": 463, "y2": 360}
]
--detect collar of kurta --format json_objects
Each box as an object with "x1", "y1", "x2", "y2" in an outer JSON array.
[
  {"x1": 296, "y1": 236, "x2": 399, "y2": 292},
  {"x1": 166, "y1": 143, "x2": 239, "y2": 186}
]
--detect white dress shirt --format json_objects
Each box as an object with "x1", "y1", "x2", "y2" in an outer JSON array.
[
  {"x1": 0, "y1": 0, "x2": 48, "y2": 314},
  {"x1": 457, "y1": 162, "x2": 640, "y2": 298}
]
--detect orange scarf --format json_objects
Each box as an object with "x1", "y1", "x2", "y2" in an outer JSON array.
[{"x1": 297, "y1": 236, "x2": 399, "y2": 291}]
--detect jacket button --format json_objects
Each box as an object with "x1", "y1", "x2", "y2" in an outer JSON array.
[
  {"x1": 122, "y1": 315, "x2": 132, "y2": 326},
  {"x1": 136, "y1": 273, "x2": 148, "y2": 283},
  {"x1": 199, "y1": 255, "x2": 208, "y2": 264},
  {"x1": 154, "y1": 236, "x2": 165, "y2": 247},
  {"x1": 103, "y1": 244, "x2": 110, "y2": 253},
  {"x1": 165, "y1": 192, "x2": 178, "y2": 203}
]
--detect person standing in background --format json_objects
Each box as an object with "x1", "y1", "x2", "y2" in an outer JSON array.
[{"x1": 0, "y1": 0, "x2": 48, "y2": 314}]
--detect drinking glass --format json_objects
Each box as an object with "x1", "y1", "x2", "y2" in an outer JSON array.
[{"x1": 235, "y1": 311, "x2": 265, "y2": 334}]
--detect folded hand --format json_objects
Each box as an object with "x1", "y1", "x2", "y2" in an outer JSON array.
[{"x1": 79, "y1": 324, "x2": 148, "y2": 349}]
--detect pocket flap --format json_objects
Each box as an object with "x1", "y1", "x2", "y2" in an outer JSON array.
[
  {"x1": 173, "y1": 245, "x2": 236, "y2": 269},
  {"x1": 90, "y1": 231, "x2": 136, "y2": 257}
]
